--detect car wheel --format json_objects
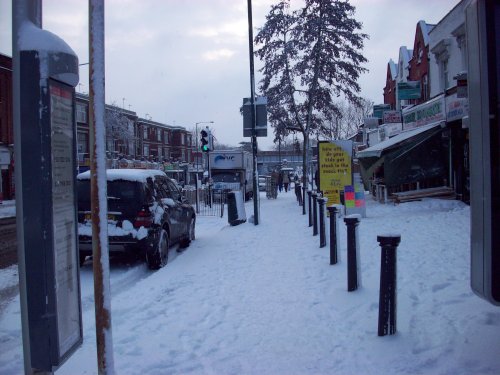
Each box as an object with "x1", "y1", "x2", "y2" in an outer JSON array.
[
  {"x1": 146, "y1": 228, "x2": 169, "y2": 270},
  {"x1": 180, "y1": 217, "x2": 195, "y2": 248}
]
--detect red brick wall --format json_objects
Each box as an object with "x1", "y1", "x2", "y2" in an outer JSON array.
[
  {"x1": 408, "y1": 24, "x2": 431, "y2": 104},
  {"x1": 383, "y1": 64, "x2": 397, "y2": 109}
]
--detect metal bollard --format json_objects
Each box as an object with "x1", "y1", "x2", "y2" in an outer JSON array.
[
  {"x1": 377, "y1": 234, "x2": 401, "y2": 336},
  {"x1": 312, "y1": 192, "x2": 318, "y2": 236},
  {"x1": 344, "y1": 215, "x2": 361, "y2": 292},
  {"x1": 327, "y1": 205, "x2": 339, "y2": 264},
  {"x1": 307, "y1": 191, "x2": 313, "y2": 226},
  {"x1": 318, "y1": 197, "x2": 327, "y2": 247},
  {"x1": 302, "y1": 186, "x2": 307, "y2": 215}
]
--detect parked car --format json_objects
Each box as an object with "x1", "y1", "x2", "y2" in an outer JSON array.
[{"x1": 77, "y1": 169, "x2": 196, "y2": 270}]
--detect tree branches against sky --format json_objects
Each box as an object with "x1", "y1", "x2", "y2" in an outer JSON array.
[{"x1": 255, "y1": 0, "x2": 368, "y2": 189}]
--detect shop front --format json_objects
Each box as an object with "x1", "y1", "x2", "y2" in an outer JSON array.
[{"x1": 357, "y1": 122, "x2": 448, "y2": 200}]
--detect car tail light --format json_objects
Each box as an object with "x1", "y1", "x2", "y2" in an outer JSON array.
[{"x1": 134, "y1": 209, "x2": 153, "y2": 228}]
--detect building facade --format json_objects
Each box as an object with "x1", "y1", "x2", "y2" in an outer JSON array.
[
  {"x1": 408, "y1": 21, "x2": 436, "y2": 104},
  {"x1": 75, "y1": 93, "x2": 195, "y2": 172},
  {"x1": 382, "y1": 59, "x2": 398, "y2": 109},
  {"x1": 368, "y1": 0, "x2": 471, "y2": 203}
]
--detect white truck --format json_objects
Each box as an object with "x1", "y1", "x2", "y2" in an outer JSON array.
[{"x1": 209, "y1": 150, "x2": 254, "y2": 201}]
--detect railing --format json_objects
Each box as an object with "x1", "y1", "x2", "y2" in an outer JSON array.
[{"x1": 183, "y1": 186, "x2": 226, "y2": 217}]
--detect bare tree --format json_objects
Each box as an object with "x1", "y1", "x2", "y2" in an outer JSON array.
[
  {"x1": 320, "y1": 97, "x2": 373, "y2": 140},
  {"x1": 106, "y1": 105, "x2": 136, "y2": 157}
]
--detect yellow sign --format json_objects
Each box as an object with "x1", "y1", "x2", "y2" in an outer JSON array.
[{"x1": 318, "y1": 141, "x2": 352, "y2": 204}]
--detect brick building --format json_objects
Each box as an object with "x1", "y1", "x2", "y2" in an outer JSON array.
[
  {"x1": 407, "y1": 20, "x2": 436, "y2": 104},
  {"x1": 382, "y1": 59, "x2": 398, "y2": 109}
]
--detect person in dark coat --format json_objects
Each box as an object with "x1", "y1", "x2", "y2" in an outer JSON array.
[{"x1": 283, "y1": 172, "x2": 290, "y2": 192}]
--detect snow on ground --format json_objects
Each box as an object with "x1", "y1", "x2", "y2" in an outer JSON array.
[{"x1": 1, "y1": 191, "x2": 499, "y2": 375}]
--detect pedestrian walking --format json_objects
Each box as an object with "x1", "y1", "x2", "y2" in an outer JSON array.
[
  {"x1": 283, "y1": 172, "x2": 290, "y2": 192},
  {"x1": 278, "y1": 173, "x2": 283, "y2": 192}
]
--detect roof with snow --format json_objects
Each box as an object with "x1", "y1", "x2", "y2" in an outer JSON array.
[
  {"x1": 388, "y1": 59, "x2": 398, "y2": 80},
  {"x1": 418, "y1": 20, "x2": 435, "y2": 46},
  {"x1": 77, "y1": 168, "x2": 167, "y2": 182}
]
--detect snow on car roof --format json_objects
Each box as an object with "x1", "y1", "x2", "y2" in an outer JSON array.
[{"x1": 77, "y1": 169, "x2": 167, "y2": 182}]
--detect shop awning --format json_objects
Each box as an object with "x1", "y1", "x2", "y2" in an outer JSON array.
[{"x1": 357, "y1": 121, "x2": 445, "y2": 159}]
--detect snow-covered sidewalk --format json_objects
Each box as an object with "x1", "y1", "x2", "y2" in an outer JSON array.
[{"x1": 1, "y1": 192, "x2": 499, "y2": 375}]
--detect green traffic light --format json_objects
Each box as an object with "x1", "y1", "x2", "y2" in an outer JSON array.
[{"x1": 202, "y1": 144, "x2": 209, "y2": 152}]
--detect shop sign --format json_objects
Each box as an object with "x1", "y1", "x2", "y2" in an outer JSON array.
[
  {"x1": 398, "y1": 81, "x2": 421, "y2": 100},
  {"x1": 446, "y1": 94, "x2": 469, "y2": 122},
  {"x1": 403, "y1": 95, "x2": 445, "y2": 130},
  {"x1": 373, "y1": 104, "x2": 391, "y2": 119},
  {"x1": 383, "y1": 110, "x2": 402, "y2": 124}
]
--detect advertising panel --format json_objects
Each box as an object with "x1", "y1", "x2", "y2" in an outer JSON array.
[
  {"x1": 50, "y1": 82, "x2": 82, "y2": 357},
  {"x1": 318, "y1": 141, "x2": 353, "y2": 205}
]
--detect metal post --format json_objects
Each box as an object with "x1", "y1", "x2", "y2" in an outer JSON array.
[
  {"x1": 327, "y1": 205, "x2": 339, "y2": 264},
  {"x1": 318, "y1": 197, "x2": 326, "y2": 247},
  {"x1": 246, "y1": 0, "x2": 259, "y2": 225},
  {"x1": 312, "y1": 192, "x2": 318, "y2": 236},
  {"x1": 307, "y1": 190, "x2": 312, "y2": 227},
  {"x1": 344, "y1": 215, "x2": 361, "y2": 292},
  {"x1": 89, "y1": 1, "x2": 115, "y2": 373},
  {"x1": 377, "y1": 234, "x2": 401, "y2": 336}
]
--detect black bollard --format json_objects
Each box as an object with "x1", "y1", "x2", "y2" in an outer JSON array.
[
  {"x1": 377, "y1": 234, "x2": 401, "y2": 336},
  {"x1": 327, "y1": 205, "x2": 339, "y2": 264},
  {"x1": 302, "y1": 186, "x2": 306, "y2": 215},
  {"x1": 312, "y1": 192, "x2": 318, "y2": 236},
  {"x1": 307, "y1": 191, "x2": 313, "y2": 226},
  {"x1": 344, "y1": 215, "x2": 361, "y2": 292},
  {"x1": 295, "y1": 183, "x2": 303, "y2": 206},
  {"x1": 318, "y1": 197, "x2": 327, "y2": 247}
]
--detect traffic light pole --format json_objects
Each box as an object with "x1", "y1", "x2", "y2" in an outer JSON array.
[{"x1": 247, "y1": 0, "x2": 259, "y2": 225}]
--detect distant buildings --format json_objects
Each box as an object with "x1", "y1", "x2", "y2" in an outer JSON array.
[{"x1": 75, "y1": 93, "x2": 195, "y2": 173}]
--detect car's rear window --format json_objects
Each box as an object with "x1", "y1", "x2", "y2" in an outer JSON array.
[{"x1": 77, "y1": 180, "x2": 143, "y2": 203}]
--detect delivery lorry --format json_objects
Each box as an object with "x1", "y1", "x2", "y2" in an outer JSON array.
[{"x1": 209, "y1": 150, "x2": 254, "y2": 201}]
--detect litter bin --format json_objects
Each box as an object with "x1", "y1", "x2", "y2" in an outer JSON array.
[{"x1": 227, "y1": 190, "x2": 247, "y2": 226}]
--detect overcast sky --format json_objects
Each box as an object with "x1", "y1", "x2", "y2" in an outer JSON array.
[{"x1": 1, "y1": 0, "x2": 459, "y2": 150}]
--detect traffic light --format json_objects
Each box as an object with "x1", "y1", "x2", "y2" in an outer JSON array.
[{"x1": 200, "y1": 128, "x2": 209, "y2": 152}]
